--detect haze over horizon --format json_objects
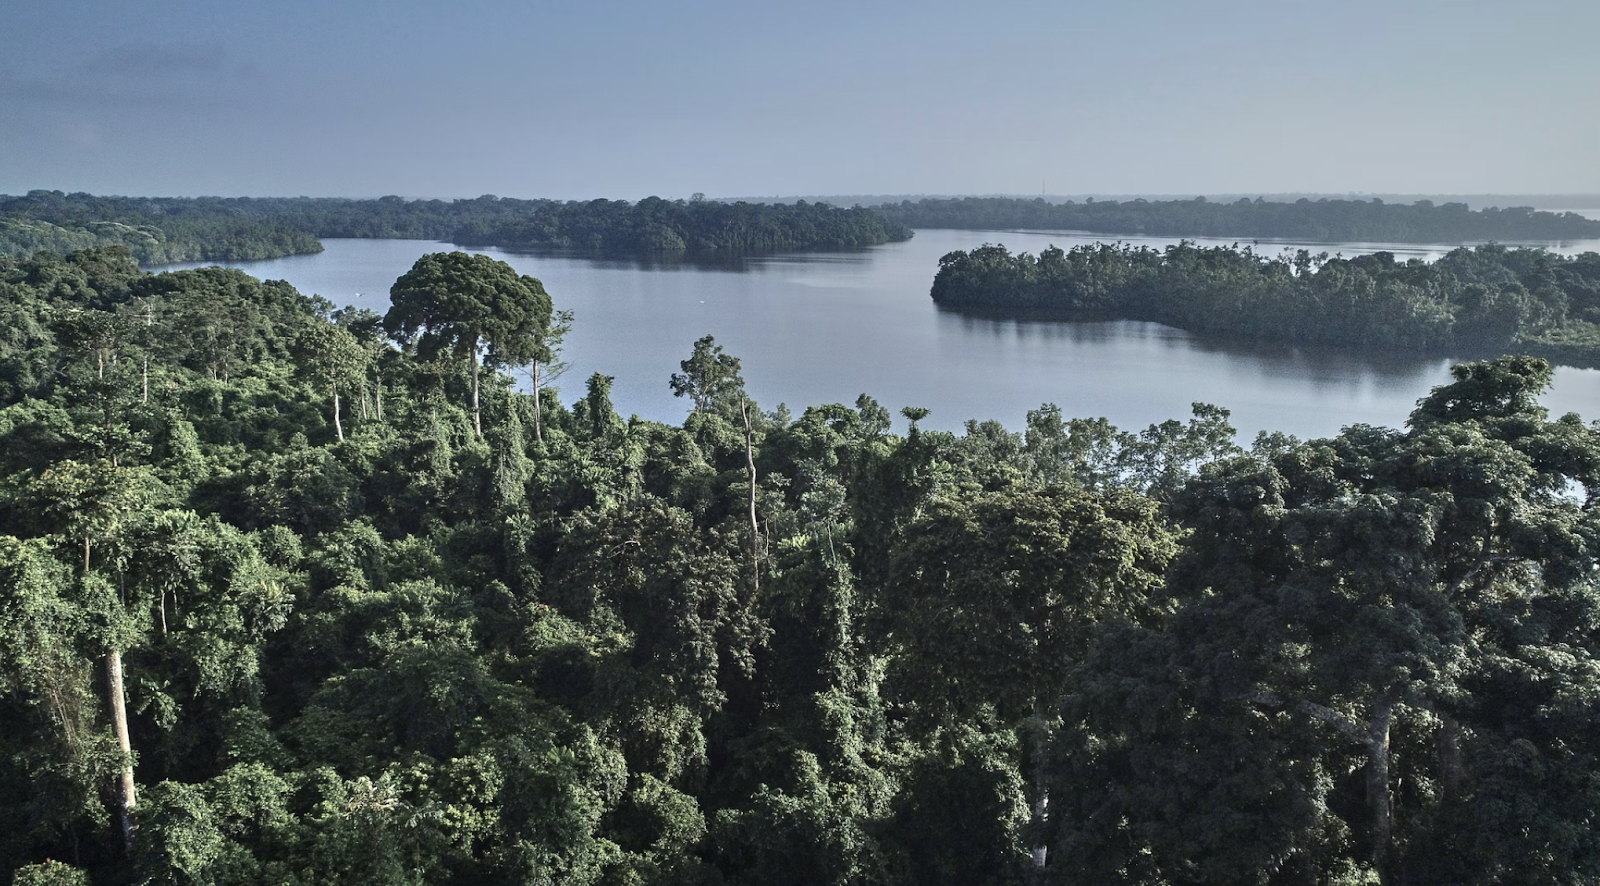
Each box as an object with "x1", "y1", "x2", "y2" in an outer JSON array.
[{"x1": 4, "y1": 0, "x2": 1597, "y2": 199}]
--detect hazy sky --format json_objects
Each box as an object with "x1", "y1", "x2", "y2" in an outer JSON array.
[{"x1": 3, "y1": 0, "x2": 1596, "y2": 199}]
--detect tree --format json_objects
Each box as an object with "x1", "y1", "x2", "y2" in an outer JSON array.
[
  {"x1": 885, "y1": 485, "x2": 1180, "y2": 874},
  {"x1": 27, "y1": 460, "x2": 152, "y2": 853},
  {"x1": 1148, "y1": 356, "x2": 1600, "y2": 883},
  {"x1": 294, "y1": 321, "x2": 369, "y2": 442},
  {"x1": 522, "y1": 308, "x2": 573, "y2": 442},
  {"x1": 385, "y1": 252, "x2": 553, "y2": 437},
  {"x1": 669, "y1": 334, "x2": 746, "y2": 416}
]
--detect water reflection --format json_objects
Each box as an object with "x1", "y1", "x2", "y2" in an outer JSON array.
[{"x1": 494, "y1": 244, "x2": 887, "y2": 274}]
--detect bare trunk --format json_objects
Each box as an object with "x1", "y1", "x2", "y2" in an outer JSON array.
[
  {"x1": 1029, "y1": 703, "x2": 1050, "y2": 872},
  {"x1": 532, "y1": 361, "x2": 543, "y2": 442},
  {"x1": 332, "y1": 387, "x2": 344, "y2": 442},
  {"x1": 142, "y1": 309, "x2": 152, "y2": 404},
  {"x1": 742, "y1": 402, "x2": 759, "y2": 594},
  {"x1": 106, "y1": 650, "x2": 136, "y2": 851},
  {"x1": 471, "y1": 347, "x2": 482, "y2": 438},
  {"x1": 1368, "y1": 698, "x2": 1395, "y2": 883},
  {"x1": 375, "y1": 375, "x2": 384, "y2": 422}
]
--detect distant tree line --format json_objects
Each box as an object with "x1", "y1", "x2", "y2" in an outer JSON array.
[
  {"x1": 3, "y1": 246, "x2": 1600, "y2": 885},
  {"x1": 878, "y1": 196, "x2": 1600, "y2": 242},
  {"x1": 0, "y1": 192, "x2": 913, "y2": 265},
  {"x1": 0, "y1": 192, "x2": 324, "y2": 265},
  {"x1": 931, "y1": 241, "x2": 1600, "y2": 365}
]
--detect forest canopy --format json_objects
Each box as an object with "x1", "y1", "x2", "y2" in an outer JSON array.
[
  {"x1": 930, "y1": 241, "x2": 1600, "y2": 366},
  {"x1": 2, "y1": 246, "x2": 1599, "y2": 885},
  {"x1": 0, "y1": 192, "x2": 913, "y2": 265},
  {"x1": 877, "y1": 196, "x2": 1600, "y2": 242}
]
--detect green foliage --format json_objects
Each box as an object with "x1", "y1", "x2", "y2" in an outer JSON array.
[
  {"x1": 932, "y1": 242, "x2": 1600, "y2": 365},
  {"x1": 0, "y1": 191, "x2": 912, "y2": 266},
  {"x1": 12, "y1": 860, "x2": 90, "y2": 886},
  {"x1": 669, "y1": 335, "x2": 747, "y2": 417},
  {"x1": 881, "y1": 195, "x2": 1600, "y2": 242},
  {"x1": 3, "y1": 247, "x2": 1599, "y2": 885}
]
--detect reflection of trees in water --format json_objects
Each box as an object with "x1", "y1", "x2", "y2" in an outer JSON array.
[
  {"x1": 496, "y1": 244, "x2": 883, "y2": 275},
  {"x1": 939, "y1": 307, "x2": 1454, "y2": 388}
]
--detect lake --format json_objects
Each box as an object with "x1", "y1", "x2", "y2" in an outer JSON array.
[{"x1": 156, "y1": 229, "x2": 1600, "y2": 442}]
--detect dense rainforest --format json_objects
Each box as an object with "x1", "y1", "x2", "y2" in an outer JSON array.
[
  {"x1": 931, "y1": 242, "x2": 1600, "y2": 366},
  {"x1": 3, "y1": 246, "x2": 1600, "y2": 886},
  {"x1": 0, "y1": 192, "x2": 912, "y2": 266},
  {"x1": 877, "y1": 196, "x2": 1600, "y2": 243},
  {"x1": 0, "y1": 194, "x2": 324, "y2": 266}
]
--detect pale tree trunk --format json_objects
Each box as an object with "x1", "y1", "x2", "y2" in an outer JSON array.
[
  {"x1": 1368, "y1": 698, "x2": 1395, "y2": 882},
  {"x1": 742, "y1": 402, "x2": 759, "y2": 594},
  {"x1": 332, "y1": 386, "x2": 344, "y2": 442},
  {"x1": 1250, "y1": 690, "x2": 1402, "y2": 883},
  {"x1": 532, "y1": 361, "x2": 543, "y2": 442},
  {"x1": 106, "y1": 650, "x2": 136, "y2": 851},
  {"x1": 142, "y1": 307, "x2": 152, "y2": 404},
  {"x1": 470, "y1": 342, "x2": 482, "y2": 438},
  {"x1": 375, "y1": 374, "x2": 384, "y2": 422},
  {"x1": 1029, "y1": 701, "x2": 1050, "y2": 873}
]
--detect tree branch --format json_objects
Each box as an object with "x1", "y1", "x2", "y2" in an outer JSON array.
[{"x1": 1246, "y1": 690, "x2": 1372, "y2": 746}]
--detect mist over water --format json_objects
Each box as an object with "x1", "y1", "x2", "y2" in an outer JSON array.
[{"x1": 158, "y1": 229, "x2": 1600, "y2": 442}]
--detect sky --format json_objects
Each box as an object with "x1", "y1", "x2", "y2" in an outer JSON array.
[{"x1": 2, "y1": 0, "x2": 1597, "y2": 200}]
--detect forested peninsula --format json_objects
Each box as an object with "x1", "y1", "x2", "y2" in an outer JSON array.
[
  {"x1": 0, "y1": 192, "x2": 912, "y2": 266},
  {"x1": 4, "y1": 246, "x2": 1600, "y2": 885},
  {"x1": 931, "y1": 242, "x2": 1600, "y2": 366},
  {"x1": 878, "y1": 196, "x2": 1600, "y2": 242}
]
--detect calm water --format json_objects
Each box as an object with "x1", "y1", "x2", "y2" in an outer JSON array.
[{"x1": 157, "y1": 229, "x2": 1600, "y2": 442}]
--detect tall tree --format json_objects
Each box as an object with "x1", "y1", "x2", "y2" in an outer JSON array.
[
  {"x1": 28, "y1": 460, "x2": 152, "y2": 853},
  {"x1": 523, "y1": 308, "x2": 573, "y2": 442},
  {"x1": 885, "y1": 485, "x2": 1180, "y2": 873},
  {"x1": 293, "y1": 321, "x2": 369, "y2": 442},
  {"x1": 669, "y1": 334, "x2": 746, "y2": 417},
  {"x1": 384, "y1": 252, "x2": 553, "y2": 437},
  {"x1": 1151, "y1": 356, "x2": 1600, "y2": 883}
]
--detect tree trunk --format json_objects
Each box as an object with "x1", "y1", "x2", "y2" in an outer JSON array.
[
  {"x1": 1368, "y1": 697, "x2": 1395, "y2": 883},
  {"x1": 142, "y1": 308, "x2": 152, "y2": 404},
  {"x1": 533, "y1": 361, "x2": 543, "y2": 442},
  {"x1": 332, "y1": 386, "x2": 344, "y2": 442},
  {"x1": 471, "y1": 347, "x2": 482, "y2": 438},
  {"x1": 376, "y1": 374, "x2": 384, "y2": 422},
  {"x1": 1029, "y1": 703, "x2": 1050, "y2": 873},
  {"x1": 106, "y1": 650, "x2": 136, "y2": 851},
  {"x1": 742, "y1": 402, "x2": 759, "y2": 594}
]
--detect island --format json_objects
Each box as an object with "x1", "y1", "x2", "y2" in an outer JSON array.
[
  {"x1": 0, "y1": 191, "x2": 913, "y2": 265},
  {"x1": 931, "y1": 241, "x2": 1600, "y2": 366}
]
